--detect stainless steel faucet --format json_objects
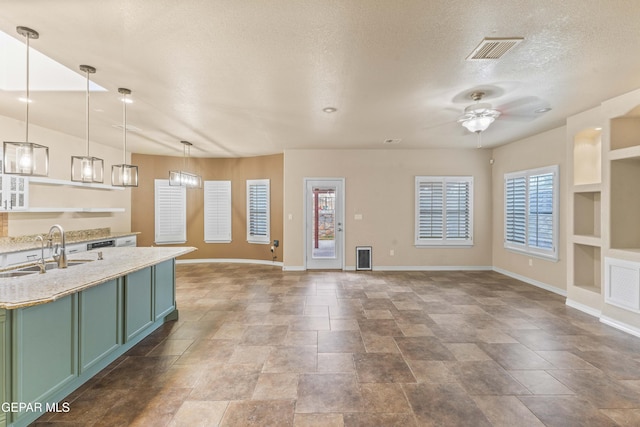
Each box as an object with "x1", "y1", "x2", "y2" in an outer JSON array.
[
  {"x1": 34, "y1": 235, "x2": 47, "y2": 274},
  {"x1": 47, "y1": 224, "x2": 67, "y2": 268}
]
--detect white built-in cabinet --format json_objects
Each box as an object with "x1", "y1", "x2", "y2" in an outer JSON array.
[
  {"x1": 0, "y1": 174, "x2": 28, "y2": 211},
  {"x1": 567, "y1": 88, "x2": 640, "y2": 332}
]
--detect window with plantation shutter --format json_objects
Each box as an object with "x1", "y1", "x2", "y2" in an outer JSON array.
[
  {"x1": 504, "y1": 165, "x2": 558, "y2": 260},
  {"x1": 154, "y1": 179, "x2": 186, "y2": 244},
  {"x1": 247, "y1": 179, "x2": 270, "y2": 244},
  {"x1": 415, "y1": 176, "x2": 473, "y2": 246},
  {"x1": 204, "y1": 180, "x2": 232, "y2": 243}
]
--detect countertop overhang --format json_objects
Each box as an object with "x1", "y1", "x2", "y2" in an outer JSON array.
[{"x1": 0, "y1": 246, "x2": 196, "y2": 309}]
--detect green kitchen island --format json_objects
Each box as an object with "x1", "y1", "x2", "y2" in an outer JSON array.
[{"x1": 0, "y1": 246, "x2": 195, "y2": 427}]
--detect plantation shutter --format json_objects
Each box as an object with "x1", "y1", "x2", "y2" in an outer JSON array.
[
  {"x1": 528, "y1": 172, "x2": 554, "y2": 250},
  {"x1": 505, "y1": 175, "x2": 527, "y2": 245},
  {"x1": 247, "y1": 179, "x2": 270, "y2": 244},
  {"x1": 154, "y1": 179, "x2": 186, "y2": 244},
  {"x1": 417, "y1": 180, "x2": 444, "y2": 240},
  {"x1": 204, "y1": 180, "x2": 232, "y2": 243},
  {"x1": 504, "y1": 166, "x2": 558, "y2": 260},
  {"x1": 446, "y1": 180, "x2": 471, "y2": 240},
  {"x1": 415, "y1": 176, "x2": 473, "y2": 246}
]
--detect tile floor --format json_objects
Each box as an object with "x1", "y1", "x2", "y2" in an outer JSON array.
[{"x1": 34, "y1": 263, "x2": 640, "y2": 426}]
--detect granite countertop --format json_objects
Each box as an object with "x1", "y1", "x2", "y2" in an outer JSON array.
[
  {"x1": 0, "y1": 246, "x2": 196, "y2": 309},
  {"x1": 0, "y1": 229, "x2": 140, "y2": 255}
]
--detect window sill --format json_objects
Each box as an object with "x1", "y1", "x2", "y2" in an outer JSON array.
[
  {"x1": 415, "y1": 244, "x2": 474, "y2": 249},
  {"x1": 504, "y1": 245, "x2": 558, "y2": 262}
]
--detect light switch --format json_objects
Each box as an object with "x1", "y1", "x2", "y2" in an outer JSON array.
[{"x1": 288, "y1": 213, "x2": 293, "y2": 220}]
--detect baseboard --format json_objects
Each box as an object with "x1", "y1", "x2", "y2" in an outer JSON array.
[
  {"x1": 368, "y1": 265, "x2": 493, "y2": 272},
  {"x1": 492, "y1": 267, "x2": 567, "y2": 297},
  {"x1": 565, "y1": 299, "x2": 602, "y2": 317},
  {"x1": 600, "y1": 315, "x2": 640, "y2": 339},
  {"x1": 177, "y1": 258, "x2": 283, "y2": 267}
]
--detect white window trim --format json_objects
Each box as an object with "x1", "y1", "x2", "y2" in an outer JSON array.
[
  {"x1": 414, "y1": 176, "x2": 474, "y2": 248},
  {"x1": 204, "y1": 180, "x2": 232, "y2": 243},
  {"x1": 504, "y1": 165, "x2": 559, "y2": 261},
  {"x1": 246, "y1": 179, "x2": 270, "y2": 244},
  {"x1": 154, "y1": 179, "x2": 186, "y2": 245}
]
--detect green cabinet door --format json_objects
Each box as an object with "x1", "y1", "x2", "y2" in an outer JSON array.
[
  {"x1": 154, "y1": 260, "x2": 175, "y2": 320},
  {"x1": 12, "y1": 295, "x2": 77, "y2": 422},
  {"x1": 79, "y1": 279, "x2": 121, "y2": 372},
  {"x1": 0, "y1": 310, "x2": 7, "y2": 427},
  {"x1": 124, "y1": 267, "x2": 154, "y2": 342}
]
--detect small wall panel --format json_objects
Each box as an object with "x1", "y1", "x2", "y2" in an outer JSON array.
[{"x1": 605, "y1": 257, "x2": 640, "y2": 312}]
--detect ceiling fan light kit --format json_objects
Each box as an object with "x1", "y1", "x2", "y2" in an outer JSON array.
[{"x1": 457, "y1": 91, "x2": 501, "y2": 134}]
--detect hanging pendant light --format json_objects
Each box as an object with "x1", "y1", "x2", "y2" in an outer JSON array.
[
  {"x1": 169, "y1": 141, "x2": 201, "y2": 189},
  {"x1": 3, "y1": 26, "x2": 49, "y2": 176},
  {"x1": 111, "y1": 88, "x2": 138, "y2": 187},
  {"x1": 71, "y1": 65, "x2": 104, "y2": 183}
]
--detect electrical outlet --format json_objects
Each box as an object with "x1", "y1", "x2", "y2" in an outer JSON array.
[
  {"x1": 390, "y1": 249, "x2": 395, "y2": 256},
  {"x1": 529, "y1": 258, "x2": 533, "y2": 266}
]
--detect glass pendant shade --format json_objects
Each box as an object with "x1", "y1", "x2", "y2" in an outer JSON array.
[
  {"x1": 3, "y1": 26, "x2": 50, "y2": 177},
  {"x1": 71, "y1": 64, "x2": 104, "y2": 183},
  {"x1": 169, "y1": 140, "x2": 202, "y2": 189},
  {"x1": 111, "y1": 88, "x2": 139, "y2": 187},
  {"x1": 72, "y1": 156, "x2": 104, "y2": 183},
  {"x1": 3, "y1": 141, "x2": 49, "y2": 176},
  {"x1": 460, "y1": 116, "x2": 495, "y2": 133},
  {"x1": 169, "y1": 170, "x2": 202, "y2": 188},
  {"x1": 112, "y1": 164, "x2": 138, "y2": 186}
]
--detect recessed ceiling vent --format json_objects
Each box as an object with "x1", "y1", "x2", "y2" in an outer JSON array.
[
  {"x1": 383, "y1": 138, "x2": 401, "y2": 145},
  {"x1": 466, "y1": 37, "x2": 523, "y2": 60}
]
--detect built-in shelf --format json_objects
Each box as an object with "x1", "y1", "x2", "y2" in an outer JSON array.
[
  {"x1": 609, "y1": 145, "x2": 640, "y2": 161},
  {"x1": 29, "y1": 177, "x2": 125, "y2": 191},
  {"x1": 610, "y1": 115, "x2": 640, "y2": 151},
  {"x1": 573, "y1": 183, "x2": 601, "y2": 193},
  {"x1": 574, "y1": 243, "x2": 601, "y2": 294},
  {"x1": 573, "y1": 235, "x2": 601, "y2": 247},
  {"x1": 610, "y1": 157, "x2": 640, "y2": 250},
  {"x1": 21, "y1": 208, "x2": 125, "y2": 213},
  {"x1": 574, "y1": 191, "x2": 601, "y2": 237},
  {"x1": 573, "y1": 127, "x2": 602, "y2": 185}
]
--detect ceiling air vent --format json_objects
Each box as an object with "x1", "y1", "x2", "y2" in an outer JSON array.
[
  {"x1": 466, "y1": 37, "x2": 523, "y2": 60},
  {"x1": 383, "y1": 138, "x2": 401, "y2": 145}
]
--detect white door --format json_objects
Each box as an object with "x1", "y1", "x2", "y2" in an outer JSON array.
[{"x1": 305, "y1": 179, "x2": 344, "y2": 269}]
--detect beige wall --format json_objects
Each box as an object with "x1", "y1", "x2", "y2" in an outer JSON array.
[
  {"x1": 131, "y1": 153, "x2": 283, "y2": 262},
  {"x1": 283, "y1": 149, "x2": 493, "y2": 269},
  {"x1": 491, "y1": 126, "x2": 567, "y2": 291},
  {"x1": 1, "y1": 115, "x2": 131, "y2": 237}
]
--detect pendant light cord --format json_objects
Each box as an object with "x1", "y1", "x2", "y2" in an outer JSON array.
[
  {"x1": 85, "y1": 68, "x2": 90, "y2": 156},
  {"x1": 25, "y1": 32, "x2": 30, "y2": 142},
  {"x1": 122, "y1": 92, "x2": 127, "y2": 164}
]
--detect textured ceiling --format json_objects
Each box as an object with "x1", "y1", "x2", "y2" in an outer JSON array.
[{"x1": 0, "y1": 0, "x2": 639, "y2": 157}]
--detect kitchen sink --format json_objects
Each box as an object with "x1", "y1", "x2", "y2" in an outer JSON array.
[
  {"x1": 0, "y1": 271, "x2": 36, "y2": 278},
  {"x1": 0, "y1": 259, "x2": 95, "y2": 278},
  {"x1": 17, "y1": 259, "x2": 93, "y2": 272}
]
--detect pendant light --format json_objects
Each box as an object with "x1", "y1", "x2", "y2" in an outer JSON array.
[
  {"x1": 3, "y1": 26, "x2": 49, "y2": 176},
  {"x1": 111, "y1": 88, "x2": 138, "y2": 187},
  {"x1": 169, "y1": 141, "x2": 202, "y2": 189},
  {"x1": 71, "y1": 65, "x2": 104, "y2": 183}
]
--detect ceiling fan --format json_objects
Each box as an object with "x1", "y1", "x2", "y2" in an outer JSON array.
[
  {"x1": 456, "y1": 91, "x2": 502, "y2": 148},
  {"x1": 457, "y1": 91, "x2": 501, "y2": 133}
]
